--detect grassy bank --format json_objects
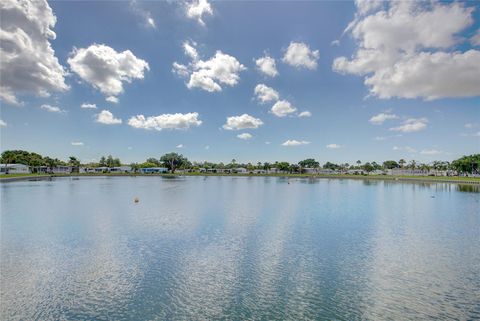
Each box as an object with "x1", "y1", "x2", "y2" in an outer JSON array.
[{"x1": 1, "y1": 172, "x2": 479, "y2": 184}]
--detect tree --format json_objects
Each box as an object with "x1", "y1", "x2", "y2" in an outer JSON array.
[
  {"x1": 408, "y1": 160, "x2": 417, "y2": 170},
  {"x1": 383, "y1": 160, "x2": 399, "y2": 169},
  {"x1": 146, "y1": 157, "x2": 161, "y2": 166},
  {"x1": 277, "y1": 162, "x2": 290, "y2": 172},
  {"x1": 99, "y1": 156, "x2": 106, "y2": 167},
  {"x1": 298, "y1": 158, "x2": 319, "y2": 168},
  {"x1": 160, "y1": 153, "x2": 188, "y2": 173},
  {"x1": 323, "y1": 162, "x2": 340, "y2": 171},
  {"x1": 451, "y1": 154, "x2": 480, "y2": 174},
  {"x1": 399, "y1": 159, "x2": 406, "y2": 168},
  {"x1": 289, "y1": 164, "x2": 300, "y2": 173},
  {"x1": 363, "y1": 162, "x2": 374, "y2": 173},
  {"x1": 263, "y1": 162, "x2": 271, "y2": 171}
]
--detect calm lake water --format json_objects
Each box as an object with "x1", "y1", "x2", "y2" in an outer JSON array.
[{"x1": 1, "y1": 176, "x2": 479, "y2": 320}]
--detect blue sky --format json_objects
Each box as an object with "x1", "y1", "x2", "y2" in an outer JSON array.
[{"x1": 1, "y1": 0, "x2": 479, "y2": 164}]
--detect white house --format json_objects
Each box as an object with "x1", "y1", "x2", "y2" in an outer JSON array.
[
  {"x1": 110, "y1": 166, "x2": 132, "y2": 173},
  {"x1": 235, "y1": 167, "x2": 247, "y2": 173},
  {"x1": 267, "y1": 167, "x2": 279, "y2": 174},
  {"x1": 0, "y1": 163, "x2": 30, "y2": 174},
  {"x1": 52, "y1": 166, "x2": 72, "y2": 174},
  {"x1": 79, "y1": 167, "x2": 96, "y2": 173},
  {"x1": 253, "y1": 169, "x2": 267, "y2": 174},
  {"x1": 388, "y1": 169, "x2": 427, "y2": 176}
]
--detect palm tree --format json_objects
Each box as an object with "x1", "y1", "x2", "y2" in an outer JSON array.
[{"x1": 399, "y1": 159, "x2": 406, "y2": 168}]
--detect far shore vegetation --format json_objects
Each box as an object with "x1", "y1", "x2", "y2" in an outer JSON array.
[{"x1": 1, "y1": 150, "x2": 479, "y2": 183}]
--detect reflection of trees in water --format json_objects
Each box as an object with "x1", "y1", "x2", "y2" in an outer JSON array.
[{"x1": 457, "y1": 184, "x2": 480, "y2": 193}]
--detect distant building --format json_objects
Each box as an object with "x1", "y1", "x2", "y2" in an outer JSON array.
[
  {"x1": 388, "y1": 169, "x2": 426, "y2": 176},
  {"x1": 0, "y1": 163, "x2": 30, "y2": 174},
  {"x1": 52, "y1": 166, "x2": 72, "y2": 174},
  {"x1": 267, "y1": 168, "x2": 279, "y2": 174},
  {"x1": 79, "y1": 167, "x2": 95, "y2": 173},
  {"x1": 94, "y1": 167, "x2": 110, "y2": 173},
  {"x1": 347, "y1": 169, "x2": 365, "y2": 175},
  {"x1": 253, "y1": 169, "x2": 267, "y2": 174},
  {"x1": 235, "y1": 167, "x2": 247, "y2": 173},
  {"x1": 110, "y1": 166, "x2": 132, "y2": 173},
  {"x1": 140, "y1": 167, "x2": 168, "y2": 174}
]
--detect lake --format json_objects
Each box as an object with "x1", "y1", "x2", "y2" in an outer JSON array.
[{"x1": 1, "y1": 176, "x2": 479, "y2": 320}]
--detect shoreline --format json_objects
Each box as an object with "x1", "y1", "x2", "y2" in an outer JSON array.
[{"x1": 1, "y1": 173, "x2": 479, "y2": 185}]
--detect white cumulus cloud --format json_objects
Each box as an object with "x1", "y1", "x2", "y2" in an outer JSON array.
[
  {"x1": 471, "y1": 29, "x2": 480, "y2": 46},
  {"x1": 282, "y1": 42, "x2": 319, "y2": 70},
  {"x1": 255, "y1": 55, "x2": 278, "y2": 77},
  {"x1": 326, "y1": 143, "x2": 342, "y2": 149},
  {"x1": 68, "y1": 44, "x2": 149, "y2": 102},
  {"x1": 333, "y1": 1, "x2": 480, "y2": 100},
  {"x1": 254, "y1": 84, "x2": 279, "y2": 104},
  {"x1": 369, "y1": 112, "x2": 398, "y2": 124},
  {"x1": 95, "y1": 110, "x2": 122, "y2": 125},
  {"x1": 223, "y1": 114, "x2": 263, "y2": 130},
  {"x1": 298, "y1": 111, "x2": 312, "y2": 118},
  {"x1": 0, "y1": 119, "x2": 7, "y2": 127},
  {"x1": 390, "y1": 118, "x2": 428, "y2": 133},
  {"x1": 0, "y1": 0, "x2": 68, "y2": 105},
  {"x1": 186, "y1": 0, "x2": 213, "y2": 26},
  {"x1": 40, "y1": 104, "x2": 65, "y2": 113},
  {"x1": 128, "y1": 112, "x2": 202, "y2": 131},
  {"x1": 237, "y1": 133, "x2": 253, "y2": 140},
  {"x1": 282, "y1": 139, "x2": 310, "y2": 146},
  {"x1": 271, "y1": 100, "x2": 297, "y2": 117},
  {"x1": 173, "y1": 42, "x2": 246, "y2": 92},
  {"x1": 71, "y1": 142, "x2": 84, "y2": 146},
  {"x1": 81, "y1": 103, "x2": 97, "y2": 109},
  {"x1": 176, "y1": 144, "x2": 184, "y2": 148}
]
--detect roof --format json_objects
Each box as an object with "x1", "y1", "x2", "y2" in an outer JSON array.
[{"x1": 0, "y1": 163, "x2": 29, "y2": 167}]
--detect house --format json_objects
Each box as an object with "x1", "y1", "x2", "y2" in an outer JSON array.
[
  {"x1": 79, "y1": 167, "x2": 96, "y2": 173},
  {"x1": 110, "y1": 166, "x2": 132, "y2": 173},
  {"x1": 140, "y1": 167, "x2": 168, "y2": 174},
  {"x1": 267, "y1": 168, "x2": 279, "y2": 174},
  {"x1": 235, "y1": 167, "x2": 247, "y2": 173},
  {"x1": 318, "y1": 168, "x2": 337, "y2": 175},
  {"x1": 253, "y1": 169, "x2": 267, "y2": 174},
  {"x1": 94, "y1": 167, "x2": 110, "y2": 173},
  {"x1": 52, "y1": 166, "x2": 72, "y2": 174},
  {"x1": 347, "y1": 169, "x2": 365, "y2": 175},
  {"x1": 370, "y1": 169, "x2": 386, "y2": 175},
  {"x1": 0, "y1": 163, "x2": 30, "y2": 174},
  {"x1": 388, "y1": 169, "x2": 427, "y2": 176}
]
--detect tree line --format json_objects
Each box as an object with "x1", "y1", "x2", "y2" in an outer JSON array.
[{"x1": 1, "y1": 150, "x2": 479, "y2": 174}]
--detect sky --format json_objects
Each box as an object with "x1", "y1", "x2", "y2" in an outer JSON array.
[{"x1": 0, "y1": 0, "x2": 479, "y2": 165}]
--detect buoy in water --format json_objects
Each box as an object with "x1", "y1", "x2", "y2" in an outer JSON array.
[{"x1": 134, "y1": 197, "x2": 139, "y2": 203}]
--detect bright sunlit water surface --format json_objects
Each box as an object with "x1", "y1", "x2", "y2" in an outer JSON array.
[{"x1": 1, "y1": 176, "x2": 479, "y2": 320}]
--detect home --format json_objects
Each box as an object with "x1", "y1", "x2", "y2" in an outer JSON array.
[
  {"x1": 318, "y1": 168, "x2": 336, "y2": 175},
  {"x1": 0, "y1": 163, "x2": 30, "y2": 174},
  {"x1": 267, "y1": 168, "x2": 279, "y2": 174},
  {"x1": 110, "y1": 166, "x2": 132, "y2": 173},
  {"x1": 302, "y1": 168, "x2": 317, "y2": 174},
  {"x1": 235, "y1": 167, "x2": 247, "y2": 174},
  {"x1": 52, "y1": 166, "x2": 72, "y2": 174},
  {"x1": 347, "y1": 169, "x2": 365, "y2": 175},
  {"x1": 94, "y1": 167, "x2": 110, "y2": 173},
  {"x1": 140, "y1": 167, "x2": 168, "y2": 174},
  {"x1": 388, "y1": 169, "x2": 427, "y2": 176},
  {"x1": 369, "y1": 169, "x2": 386, "y2": 175},
  {"x1": 79, "y1": 167, "x2": 96, "y2": 173},
  {"x1": 253, "y1": 169, "x2": 267, "y2": 174}
]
